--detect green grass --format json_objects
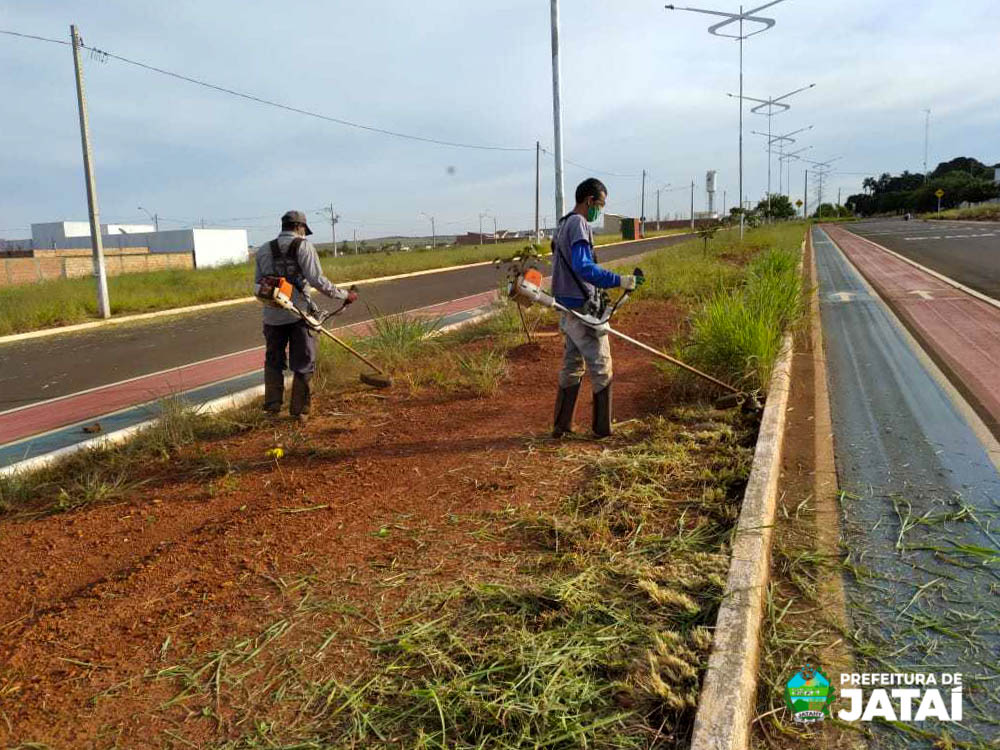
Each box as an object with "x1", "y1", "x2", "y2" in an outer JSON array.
[
  {"x1": 922, "y1": 203, "x2": 1000, "y2": 221},
  {"x1": 610, "y1": 223, "x2": 805, "y2": 395},
  {"x1": 0, "y1": 230, "x2": 690, "y2": 337}
]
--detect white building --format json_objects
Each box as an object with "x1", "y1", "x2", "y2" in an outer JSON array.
[{"x1": 26, "y1": 221, "x2": 249, "y2": 268}]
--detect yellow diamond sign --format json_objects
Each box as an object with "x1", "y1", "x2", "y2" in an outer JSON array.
[{"x1": 935, "y1": 189, "x2": 945, "y2": 198}]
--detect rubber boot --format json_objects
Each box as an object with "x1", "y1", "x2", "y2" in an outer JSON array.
[
  {"x1": 263, "y1": 367, "x2": 285, "y2": 414},
  {"x1": 290, "y1": 373, "x2": 312, "y2": 421},
  {"x1": 592, "y1": 381, "x2": 613, "y2": 438},
  {"x1": 552, "y1": 382, "x2": 580, "y2": 438}
]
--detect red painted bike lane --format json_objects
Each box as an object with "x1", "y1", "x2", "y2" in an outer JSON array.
[
  {"x1": 0, "y1": 290, "x2": 496, "y2": 448},
  {"x1": 824, "y1": 224, "x2": 1000, "y2": 430}
]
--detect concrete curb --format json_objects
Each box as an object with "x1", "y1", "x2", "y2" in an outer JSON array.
[
  {"x1": 0, "y1": 379, "x2": 271, "y2": 479},
  {"x1": 0, "y1": 232, "x2": 697, "y2": 346},
  {"x1": 688, "y1": 245, "x2": 801, "y2": 750}
]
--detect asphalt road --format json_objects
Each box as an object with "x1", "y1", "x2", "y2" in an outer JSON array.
[
  {"x1": 0, "y1": 234, "x2": 687, "y2": 412},
  {"x1": 848, "y1": 217, "x2": 1000, "y2": 299},
  {"x1": 814, "y1": 226, "x2": 1000, "y2": 747}
]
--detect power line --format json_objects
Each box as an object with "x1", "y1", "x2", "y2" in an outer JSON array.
[{"x1": 0, "y1": 28, "x2": 531, "y2": 153}]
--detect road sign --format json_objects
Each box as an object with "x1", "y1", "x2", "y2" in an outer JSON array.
[
  {"x1": 795, "y1": 199, "x2": 803, "y2": 207},
  {"x1": 935, "y1": 189, "x2": 945, "y2": 198}
]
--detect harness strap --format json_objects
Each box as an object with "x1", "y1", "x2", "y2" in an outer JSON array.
[{"x1": 269, "y1": 237, "x2": 306, "y2": 290}]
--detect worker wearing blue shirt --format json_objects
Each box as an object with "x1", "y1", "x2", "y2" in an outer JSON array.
[{"x1": 550, "y1": 178, "x2": 643, "y2": 438}]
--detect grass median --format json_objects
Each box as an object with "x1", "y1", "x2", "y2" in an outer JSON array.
[
  {"x1": 921, "y1": 204, "x2": 1000, "y2": 221},
  {"x1": 0, "y1": 229, "x2": 687, "y2": 337}
]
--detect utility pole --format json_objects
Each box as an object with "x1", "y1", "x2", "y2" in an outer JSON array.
[
  {"x1": 804, "y1": 169, "x2": 808, "y2": 218},
  {"x1": 535, "y1": 141, "x2": 541, "y2": 243},
  {"x1": 71, "y1": 24, "x2": 110, "y2": 319},
  {"x1": 492, "y1": 216, "x2": 498, "y2": 244},
  {"x1": 640, "y1": 169, "x2": 647, "y2": 236},
  {"x1": 690, "y1": 180, "x2": 695, "y2": 230},
  {"x1": 431, "y1": 216, "x2": 436, "y2": 248},
  {"x1": 656, "y1": 189, "x2": 661, "y2": 225},
  {"x1": 353, "y1": 228, "x2": 358, "y2": 254},
  {"x1": 837, "y1": 187, "x2": 841, "y2": 208},
  {"x1": 327, "y1": 203, "x2": 340, "y2": 257},
  {"x1": 723, "y1": 189, "x2": 727, "y2": 217},
  {"x1": 550, "y1": 0, "x2": 566, "y2": 218},
  {"x1": 923, "y1": 108, "x2": 931, "y2": 181},
  {"x1": 479, "y1": 213, "x2": 485, "y2": 245}
]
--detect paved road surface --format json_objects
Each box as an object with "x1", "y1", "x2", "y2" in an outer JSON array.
[
  {"x1": 0, "y1": 234, "x2": 684, "y2": 412},
  {"x1": 815, "y1": 226, "x2": 1000, "y2": 747},
  {"x1": 848, "y1": 218, "x2": 1000, "y2": 299}
]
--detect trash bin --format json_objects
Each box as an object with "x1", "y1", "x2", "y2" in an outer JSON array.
[{"x1": 621, "y1": 218, "x2": 639, "y2": 240}]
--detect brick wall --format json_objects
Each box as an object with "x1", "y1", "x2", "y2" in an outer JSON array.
[{"x1": 0, "y1": 249, "x2": 194, "y2": 287}]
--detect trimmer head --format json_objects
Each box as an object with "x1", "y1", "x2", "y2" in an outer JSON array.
[
  {"x1": 713, "y1": 391, "x2": 764, "y2": 413},
  {"x1": 360, "y1": 372, "x2": 393, "y2": 389}
]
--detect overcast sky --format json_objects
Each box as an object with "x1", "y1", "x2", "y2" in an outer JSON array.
[{"x1": 2, "y1": 1, "x2": 998, "y2": 244}]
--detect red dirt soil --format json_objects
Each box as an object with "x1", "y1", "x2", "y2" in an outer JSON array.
[{"x1": 0, "y1": 301, "x2": 688, "y2": 748}]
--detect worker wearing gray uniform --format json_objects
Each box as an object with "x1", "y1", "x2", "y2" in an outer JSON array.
[
  {"x1": 550, "y1": 179, "x2": 643, "y2": 437},
  {"x1": 254, "y1": 210, "x2": 356, "y2": 422}
]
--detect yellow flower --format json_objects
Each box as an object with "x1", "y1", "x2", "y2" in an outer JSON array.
[{"x1": 266, "y1": 447, "x2": 285, "y2": 459}]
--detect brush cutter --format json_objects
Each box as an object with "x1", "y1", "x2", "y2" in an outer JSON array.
[
  {"x1": 502, "y1": 262, "x2": 762, "y2": 412},
  {"x1": 256, "y1": 276, "x2": 393, "y2": 389}
]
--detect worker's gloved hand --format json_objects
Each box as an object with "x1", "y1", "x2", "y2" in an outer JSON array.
[
  {"x1": 620, "y1": 273, "x2": 645, "y2": 291},
  {"x1": 344, "y1": 287, "x2": 359, "y2": 305}
]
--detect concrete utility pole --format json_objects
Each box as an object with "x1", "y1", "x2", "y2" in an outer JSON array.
[
  {"x1": 690, "y1": 180, "x2": 696, "y2": 230},
  {"x1": 535, "y1": 141, "x2": 541, "y2": 243},
  {"x1": 665, "y1": 1, "x2": 787, "y2": 241},
  {"x1": 492, "y1": 216, "x2": 498, "y2": 244},
  {"x1": 550, "y1": 0, "x2": 566, "y2": 219},
  {"x1": 804, "y1": 169, "x2": 808, "y2": 218},
  {"x1": 353, "y1": 228, "x2": 358, "y2": 254},
  {"x1": 478, "y1": 212, "x2": 486, "y2": 245},
  {"x1": 640, "y1": 169, "x2": 647, "y2": 236},
  {"x1": 723, "y1": 189, "x2": 727, "y2": 217},
  {"x1": 421, "y1": 212, "x2": 436, "y2": 248},
  {"x1": 656, "y1": 189, "x2": 661, "y2": 225},
  {"x1": 71, "y1": 24, "x2": 110, "y2": 319},
  {"x1": 923, "y1": 108, "x2": 931, "y2": 181},
  {"x1": 326, "y1": 203, "x2": 340, "y2": 256}
]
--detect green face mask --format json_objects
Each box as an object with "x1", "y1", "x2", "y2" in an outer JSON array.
[{"x1": 586, "y1": 204, "x2": 601, "y2": 222}]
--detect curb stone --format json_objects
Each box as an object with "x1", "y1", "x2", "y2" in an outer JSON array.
[{"x1": 688, "y1": 238, "x2": 803, "y2": 750}]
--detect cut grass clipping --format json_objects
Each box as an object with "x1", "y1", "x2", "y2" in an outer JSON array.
[{"x1": 156, "y1": 410, "x2": 754, "y2": 748}]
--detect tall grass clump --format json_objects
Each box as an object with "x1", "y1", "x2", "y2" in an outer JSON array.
[
  {"x1": 360, "y1": 306, "x2": 442, "y2": 369},
  {"x1": 685, "y1": 247, "x2": 802, "y2": 392}
]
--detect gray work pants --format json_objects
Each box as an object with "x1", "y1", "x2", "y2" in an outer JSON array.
[
  {"x1": 263, "y1": 321, "x2": 317, "y2": 414},
  {"x1": 558, "y1": 312, "x2": 613, "y2": 392}
]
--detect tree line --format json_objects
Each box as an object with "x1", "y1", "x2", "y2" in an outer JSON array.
[{"x1": 846, "y1": 157, "x2": 999, "y2": 215}]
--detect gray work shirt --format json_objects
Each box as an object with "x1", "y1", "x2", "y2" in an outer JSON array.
[
  {"x1": 551, "y1": 214, "x2": 597, "y2": 306},
  {"x1": 254, "y1": 231, "x2": 347, "y2": 326}
]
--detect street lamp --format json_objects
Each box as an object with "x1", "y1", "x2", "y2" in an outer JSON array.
[
  {"x1": 752, "y1": 124, "x2": 812, "y2": 193},
  {"x1": 778, "y1": 145, "x2": 813, "y2": 204},
  {"x1": 665, "y1": 1, "x2": 788, "y2": 240},
  {"x1": 137, "y1": 205, "x2": 158, "y2": 232},
  {"x1": 731, "y1": 83, "x2": 814, "y2": 217}
]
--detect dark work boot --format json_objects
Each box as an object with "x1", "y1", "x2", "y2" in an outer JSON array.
[
  {"x1": 552, "y1": 383, "x2": 581, "y2": 438},
  {"x1": 263, "y1": 367, "x2": 285, "y2": 414},
  {"x1": 290, "y1": 373, "x2": 312, "y2": 420},
  {"x1": 592, "y1": 381, "x2": 613, "y2": 438}
]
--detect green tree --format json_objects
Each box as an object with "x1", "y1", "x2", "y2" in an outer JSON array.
[{"x1": 755, "y1": 193, "x2": 796, "y2": 219}]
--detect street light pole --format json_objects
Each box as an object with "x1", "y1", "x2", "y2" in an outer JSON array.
[
  {"x1": 923, "y1": 108, "x2": 931, "y2": 181},
  {"x1": 640, "y1": 169, "x2": 647, "y2": 236},
  {"x1": 535, "y1": 140, "x2": 541, "y2": 243},
  {"x1": 665, "y1": 1, "x2": 787, "y2": 241},
  {"x1": 733, "y1": 83, "x2": 815, "y2": 219},
  {"x1": 550, "y1": 0, "x2": 566, "y2": 219},
  {"x1": 690, "y1": 180, "x2": 695, "y2": 230},
  {"x1": 138, "y1": 206, "x2": 159, "y2": 232}
]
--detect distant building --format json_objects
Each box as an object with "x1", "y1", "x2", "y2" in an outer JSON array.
[{"x1": 24, "y1": 221, "x2": 248, "y2": 268}]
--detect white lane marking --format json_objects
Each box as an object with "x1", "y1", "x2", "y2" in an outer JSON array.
[
  {"x1": 909, "y1": 290, "x2": 934, "y2": 300},
  {"x1": 829, "y1": 291, "x2": 857, "y2": 302}
]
